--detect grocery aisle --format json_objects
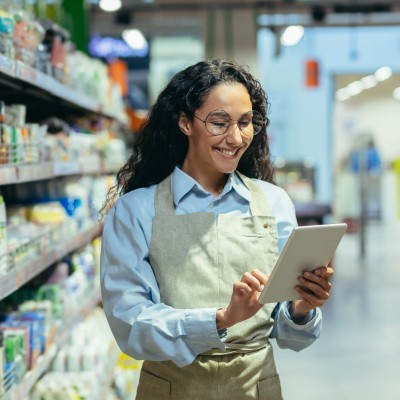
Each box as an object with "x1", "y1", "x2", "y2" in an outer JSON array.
[{"x1": 273, "y1": 220, "x2": 400, "y2": 400}]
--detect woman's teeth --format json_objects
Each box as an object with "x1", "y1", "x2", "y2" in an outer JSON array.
[{"x1": 217, "y1": 148, "x2": 237, "y2": 156}]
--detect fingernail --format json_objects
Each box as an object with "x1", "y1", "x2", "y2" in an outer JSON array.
[
  {"x1": 259, "y1": 285, "x2": 265, "y2": 292},
  {"x1": 304, "y1": 272, "x2": 310, "y2": 278}
]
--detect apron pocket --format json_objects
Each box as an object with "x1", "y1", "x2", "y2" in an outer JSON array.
[
  {"x1": 136, "y1": 369, "x2": 171, "y2": 400},
  {"x1": 257, "y1": 374, "x2": 283, "y2": 400}
]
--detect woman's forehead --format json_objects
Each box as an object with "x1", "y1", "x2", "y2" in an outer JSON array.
[{"x1": 200, "y1": 83, "x2": 252, "y2": 113}]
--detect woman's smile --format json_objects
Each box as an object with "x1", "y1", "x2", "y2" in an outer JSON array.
[{"x1": 214, "y1": 146, "x2": 243, "y2": 157}]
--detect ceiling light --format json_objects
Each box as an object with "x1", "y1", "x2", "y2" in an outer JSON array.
[
  {"x1": 374, "y1": 66, "x2": 392, "y2": 81},
  {"x1": 393, "y1": 87, "x2": 400, "y2": 100},
  {"x1": 360, "y1": 75, "x2": 377, "y2": 89},
  {"x1": 346, "y1": 81, "x2": 363, "y2": 96},
  {"x1": 335, "y1": 88, "x2": 350, "y2": 101},
  {"x1": 122, "y1": 29, "x2": 148, "y2": 51},
  {"x1": 280, "y1": 25, "x2": 304, "y2": 46},
  {"x1": 99, "y1": 0, "x2": 122, "y2": 12}
]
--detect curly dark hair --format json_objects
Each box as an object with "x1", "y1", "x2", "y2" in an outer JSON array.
[{"x1": 103, "y1": 59, "x2": 274, "y2": 213}]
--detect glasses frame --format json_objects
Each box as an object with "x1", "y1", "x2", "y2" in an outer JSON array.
[{"x1": 193, "y1": 109, "x2": 265, "y2": 136}]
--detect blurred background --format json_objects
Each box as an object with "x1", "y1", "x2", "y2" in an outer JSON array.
[{"x1": 0, "y1": 0, "x2": 399, "y2": 399}]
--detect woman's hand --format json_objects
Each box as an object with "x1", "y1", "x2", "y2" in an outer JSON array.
[
  {"x1": 217, "y1": 269, "x2": 268, "y2": 330},
  {"x1": 290, "y1": 265, "x2": 334, "y2": 321}
]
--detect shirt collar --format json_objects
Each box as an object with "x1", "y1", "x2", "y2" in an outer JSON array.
[{"x1": 171, "y1": 166, "x2": 251, "y2": 206}]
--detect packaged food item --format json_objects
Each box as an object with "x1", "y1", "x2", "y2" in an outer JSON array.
[
  {"x1": 12, "y1": 7, "x2": 44, "y2": 66},
  {"x1": 0, "y1": 6, "x2": 14, "y2": 59},
  {"x1": 39, "y1": 19, "x2": 69, "y2": 81},
  {"x1": 0, "y1": 192, "x2": 7, "y2": 277},
  {"x1": 0, "y1": 330, "x2": 4, "y2": 398},
  {"x1": 0, "y1": 101, "x2": 6, "y2": 165}
]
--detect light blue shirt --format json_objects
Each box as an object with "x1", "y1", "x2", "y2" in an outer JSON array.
[{"x1": 100, "y1": 167, "x2": 322, "y2": 368}]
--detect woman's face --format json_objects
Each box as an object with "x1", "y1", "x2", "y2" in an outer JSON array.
[{"x1": 180, "y1": 83, "x2": 254, "y2": 179}]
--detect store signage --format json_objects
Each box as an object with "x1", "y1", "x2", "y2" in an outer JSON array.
[
  {"x1": 305, "y1": 59, "x2": 319, "y2": 87},
  {"x1": 89, "y1": 35, "x2": 149, "y2": 59}
]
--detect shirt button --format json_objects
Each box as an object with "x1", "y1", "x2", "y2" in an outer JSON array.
[{"x1": 263, "y1": 223, "x2": 269, "y2": 228}]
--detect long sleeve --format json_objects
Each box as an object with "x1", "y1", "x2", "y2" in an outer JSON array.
[
  {"x1": 100, "y1": 201, "x2": 225, "y2": 368},
  {"x1": 271, "y1": 302, "x2": 322, "y2": 351}
]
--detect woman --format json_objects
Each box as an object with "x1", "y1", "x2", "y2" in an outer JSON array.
[{"x1": 100, "y1": 59, "x2": 333, "y2": 400}]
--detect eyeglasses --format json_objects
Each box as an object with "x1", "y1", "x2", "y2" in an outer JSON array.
[{"x1": 193, "y1": 110, "x2": 265, "y2": 136}]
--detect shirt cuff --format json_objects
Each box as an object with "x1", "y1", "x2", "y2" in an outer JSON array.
[
  {"x1": 282, "y1": 301, "x2": 317, "y2": 326},
  {"x1": 184, "y1": 308, "x2": 226, "y2": 355}
]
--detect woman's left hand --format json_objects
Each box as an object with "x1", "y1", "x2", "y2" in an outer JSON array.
[{"x1": 290, "y1": 265, "x2": 334, "y2": 320}]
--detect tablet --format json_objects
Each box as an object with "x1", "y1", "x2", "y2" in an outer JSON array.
[{"x1": 258, "y1": 223, "x2": 347, "y2": 304}]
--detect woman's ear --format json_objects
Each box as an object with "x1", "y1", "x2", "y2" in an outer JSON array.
[{"x1": 178, "y1": 112, "x2": 191, "y2": 136}]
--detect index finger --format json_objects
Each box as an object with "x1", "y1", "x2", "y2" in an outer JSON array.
[
  {"x1": 314, "y1": 266, "x2": 334, "y2": 279},
  {"x1": 250, "y1": 269, "x2": 269, "y2": 285}
]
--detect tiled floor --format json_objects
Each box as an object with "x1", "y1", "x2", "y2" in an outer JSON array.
[{"x1": 273, "y1": 219, "x2": 400, "y2": 400}]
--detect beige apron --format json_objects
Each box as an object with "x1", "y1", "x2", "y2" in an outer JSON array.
[{"x1": 136, "y1": 172, "x2": 283, "y2": 400}]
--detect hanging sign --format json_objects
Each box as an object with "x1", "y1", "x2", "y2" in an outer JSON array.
[{"x1": 305, "y1": 59, "x2": 319, "y2": 87}]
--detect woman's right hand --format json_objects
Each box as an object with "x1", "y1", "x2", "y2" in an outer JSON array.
[{"x1": 216, "y1": 269, "x2": 268, "y2": 330}]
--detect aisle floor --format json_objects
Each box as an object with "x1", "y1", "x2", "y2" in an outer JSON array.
[{"x1": 273, "y1": 219, "x2": 400, "y2": 400}]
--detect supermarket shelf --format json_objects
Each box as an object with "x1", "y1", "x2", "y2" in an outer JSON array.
[
  {"x1": 3, "y1": 289, "x2": 101, "y2": 400},
  {"x1": 0, "y1": 54, "x2": 127, "y2": 125},
  {"x1": 0, "y1": 158, "x2": 117, "y2": 185},
  {"x1": 0, "y1": 166, "x2": 17, "y2": 185},
  {"x1": 0, "y1": 223, "x2": 103, "y2": 301}
]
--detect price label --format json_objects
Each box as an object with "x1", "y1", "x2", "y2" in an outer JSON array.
[
  {"x1": 15, "y1": 61, "x2": 37, "y2": 84},
  {"x1": 0, "y1": 166, "x2": 17, "y2": 184},
  {"x1": 80, "y1": 156, "x2": 101, "y2": 174},
  {"x1": 17, "y1": 163, "x2": 53, "y2": 182},
  {"x1": 0, "y1": 54, "x2": 15, "y2": 77},
  {"x1": 0, "y1": 270, "x2": 17, "y2": 301},
  {"x1": 53, "y1": 161, "x2": 80, "y2": 176}
]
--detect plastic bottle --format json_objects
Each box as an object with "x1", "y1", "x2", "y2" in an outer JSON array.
[{"x1": 0, "y1": 191, "x2": 7, "y2": 276}]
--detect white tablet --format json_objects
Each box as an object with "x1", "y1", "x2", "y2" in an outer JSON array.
[{"x1": 258, "y1": 223, "x2": 347, "y2": 304}]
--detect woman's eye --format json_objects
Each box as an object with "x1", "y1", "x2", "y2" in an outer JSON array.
[
  {"x1": 239, "y1": 120, "x2": 251, "y2": 128},
  {"x1": 211, "y1": 121, "x2": 229, "y2": 128}
]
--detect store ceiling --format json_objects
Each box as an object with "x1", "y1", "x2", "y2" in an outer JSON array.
[
  {"x1": 91, "y1": 0, "x2": 400, "y2": 36},
  {"x1": 90, "y1": 0, "x2": 400, "y2": 36},
  {"x1": 114, "y1": 0, "x2": 400, "y2": 13}
]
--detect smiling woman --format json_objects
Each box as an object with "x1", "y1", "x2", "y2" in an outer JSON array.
[{"x1": 100, "y1": 59, "x2": 334, "y2": 400}]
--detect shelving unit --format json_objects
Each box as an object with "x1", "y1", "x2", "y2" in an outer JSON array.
[
  {"x1": 0, "y1": 48, "x2": 125, "y2": 398},
  {"x1": 3, "y1": 289, "x2": 102, "y2": 400},
  {"x1": 0, "y1": 222, "x2": 102, "y2": 301},
  {"x1": 0, "y1": 157, "x2": 118, "y2": 186},
  {"x1": 0, "y1": 54, "x2": 127, "y2": 125}
]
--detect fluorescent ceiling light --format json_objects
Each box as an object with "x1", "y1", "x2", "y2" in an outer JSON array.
[
  {"x1": 374, "y1": 66, "x2": 392, "y2": 81},
  {"x1": 335, "y1": 88, "x2": 350, "y2": 101},
  {"x1": 280, "y1": 25, "x2": 304, "y2": 46},
  {"x1": 393, "y1": 87, "x2": 400, "y2": 100},
  {"x1": 122, "y1": 29, "x2": 148, "y2": 51},
  {"x1": 346, "y1": 81, "x2": 363, "y2": 96},
  {"x1": 360, "y1": 75, "x2": 377, "y2": 89},
  {"x1": 99, "y1": 0, "x2": 122, "y2": 12}
]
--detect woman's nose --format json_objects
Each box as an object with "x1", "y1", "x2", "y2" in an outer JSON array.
[{"x1": 225, "y1": 123, "x2": 243, "y2": 144}]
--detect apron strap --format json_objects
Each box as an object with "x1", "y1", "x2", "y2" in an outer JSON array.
[
  {"x1": 154, "y1": 174, "x2": 175, "y2": 216},
  {"x1": 235, "y1": 171, "x2": 273, "y2": 216}
]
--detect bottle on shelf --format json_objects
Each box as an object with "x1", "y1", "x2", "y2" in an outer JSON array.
[{"x1": 0, "y1": 191, "x2": 7, "y2": 277}]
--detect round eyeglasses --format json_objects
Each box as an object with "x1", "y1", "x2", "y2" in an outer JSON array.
[{"x1": 193, "y1": 110, "x2": 265, "y2": 136}]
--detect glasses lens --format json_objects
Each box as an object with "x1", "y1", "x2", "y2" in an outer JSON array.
[
  {"x1": 205, "y1": 110, "x2": 265, "y2": 136},
  {"x1": 206, "y1": 111, "x2": 231, "y2": 136}
]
